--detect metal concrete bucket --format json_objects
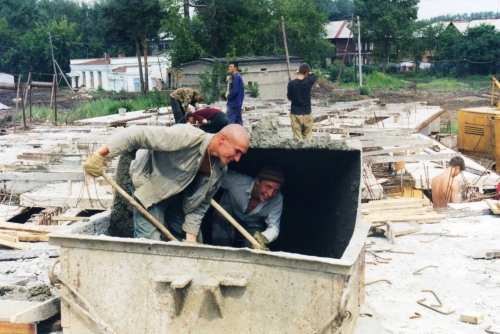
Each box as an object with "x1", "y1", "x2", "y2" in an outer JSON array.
[{"x1": 49, "y1": 118, "x2": 367, "y2": 334}]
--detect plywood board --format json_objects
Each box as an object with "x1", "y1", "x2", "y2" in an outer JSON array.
[
  {"x1": 485, "y1": 199, "x2": 500, "y2": 214},
  {"x1": 362, "y1": 213, "x2": 445, "y2": 224},
  {"x1": 376, "y1": 221, "x2": 422, "y2": 236},
  {"x1": 10, "y1": 297, "x2": 60, "y2": 324},
  {"x1": 0, "y1": 321, "x2": 36, "y2": 334}
]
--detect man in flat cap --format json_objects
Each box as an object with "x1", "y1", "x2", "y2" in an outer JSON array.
[{"x1": 212, "y1": 163, "x2": 285, "y2": 250}]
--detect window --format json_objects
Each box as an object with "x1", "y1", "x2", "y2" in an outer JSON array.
[{"x1": 369, "y1": 42, "x2": 374, "y2": 50}]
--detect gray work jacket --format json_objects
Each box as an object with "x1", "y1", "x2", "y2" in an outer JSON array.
[{"x1": 107, "y1": 125, "x2": 226, "y2": 235}]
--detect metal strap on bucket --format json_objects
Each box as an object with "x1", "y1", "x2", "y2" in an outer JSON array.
[
  {"x1": 49, "y1": 258, "x2": 116, "y2": 334},
  {"x1": 312, "y1": 276, "x2": 354, "y2": 334}
]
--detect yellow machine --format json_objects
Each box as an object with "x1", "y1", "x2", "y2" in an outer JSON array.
[{"x1": 458, "y1": 77, "x2": 500, "y2": 170}]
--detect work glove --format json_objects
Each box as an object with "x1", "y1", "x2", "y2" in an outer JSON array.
[
  {"x1": 252, "y1": 231, "x2": 269, "y2": 251},
  {"x1": 83, "y1": 153, "x2": 105, "y2": 178}
]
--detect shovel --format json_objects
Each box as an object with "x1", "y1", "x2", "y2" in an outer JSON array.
[{"x1": 101, "y1": 172, "x2": 260, "y2": 248}]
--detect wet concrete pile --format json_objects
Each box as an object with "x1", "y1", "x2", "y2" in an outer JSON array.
[
  {"x1": 0, "y1": 283, "x2": 53, "y2": 302},
  {"x1": 108, "y1": 151, "x2": 136, "y2": 238}
]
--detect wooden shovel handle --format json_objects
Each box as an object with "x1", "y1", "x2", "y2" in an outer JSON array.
[
  {"x1": 102, "y1": 172, "x2": 177, "y2": 241},
  {"x1": 210, "y1": 199, "x2": 260, "y2": 247}
]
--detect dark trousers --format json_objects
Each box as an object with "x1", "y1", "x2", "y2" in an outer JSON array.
[
  {"x1": 226, "y1": 106, "x2": 243, "y2": 126},
  {"x1": 170, "y1": 97, "x2": 186, "y2": 124},
  {"x1": 131, "y1": 183, "x2": 184, "y2": 241},
  {"x1": 211, "y1": 205, "x2": 264, "y2": 248},
  {"x1": 200, "y1": 112, "x2": 229, "y2": 133}
]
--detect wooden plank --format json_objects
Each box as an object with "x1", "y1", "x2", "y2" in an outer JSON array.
[
  {"x1": 50, "y1": 216, "x2": 89, "y2": 221},
  {"x1": 361, "y1": 204, "x2": 425, "y2": 212},
  {"x1": 0, "y1": 172, "x2": 84, "y2": 181},
  {"x1": 485, "y1": 199, "x2": 500, "y2": 214},
  {"x1": 74, "y1": 110, "x2": 152, "y2": 126},
  {"x1": 0, "y1": 239, "x2": 30, "y2": 250},
  {"x1": 0, "y1": 230, "x2": 50, "y2": 238},
  {"x1": 0, "y1": 322, "x2": 36, "y2": 334},
  {"x1": 376, "y1": 221, "x2": 422, "y2": 236},
  {"x1": 472, "y1": 250, "x2": 500, "y2": 259},
  {"x1": 362, "y1": 144, "x2": 433, "y2": 157},
  {"x1": 362, "y1": 213, "x2": 445, "y2": 224},
  {"x1": 364, "y1": 152, "x2": 460, "y2": 164},
  {"x1": 0, "y1": 234, "x2": 18, "y2": 243},
  {"x1": 0, "y1": 249, "x2": 59, "y2": 261},
  {"x1": 362, "y1": 207, "x2": 429, "y2": 216},
  {"x1": 362, "y1": 198, "x2": 431, "y2": 208},
  {"x1": 350, "y1": 137, "x2": 434, "y2": 148},
  {"x1": 0, "y1": 222, "x2": 59, "y2": 233},
  {"x1": 10, "y1": 297, "x2": 60, "y2": 324}
]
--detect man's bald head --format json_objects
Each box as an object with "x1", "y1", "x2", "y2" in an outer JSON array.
[
  {"x1": 220, "y1": 124, "x2": 250, "y2": 145},
  {"x1": 211, "y1": 124, "x2": 249, "y2": 164}
]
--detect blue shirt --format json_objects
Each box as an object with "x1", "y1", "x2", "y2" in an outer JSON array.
[
  {"x1": 227, "y1": 73, "x2": 244, "y2": 107},
  {"x1": 220, "y1": 170, "x2": 283, "y2": 243}
]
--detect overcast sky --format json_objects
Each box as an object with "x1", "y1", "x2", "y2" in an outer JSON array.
[{"x1": 418, "y1": 0, "x2": 500, "y2": 19}]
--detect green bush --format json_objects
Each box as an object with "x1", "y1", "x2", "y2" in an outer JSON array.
[
  {"x1": 416, "y1": 78, "x2": 468, "y2": 91},
  {"x1": 359, "y1": 86, "x2": 371, "y2": 96},
  {"x1": 245, "y1": 82, "x2": 260, "y2": 98},
  {"x1": 106, "y1": 100, "x2": 134, "y2": 115},
  {"x1": 325, "y1": 60, "x2": 356, "y2": 84},
  {"x1": 366, "y1": 72, "x2": 410, "y2": 89}
]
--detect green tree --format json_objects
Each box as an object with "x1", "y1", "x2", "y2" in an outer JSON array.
[
  {"x1": 101, "y1": 0, "x2": 162, "y2": 93},
  {"x1": 354, "y1": 0, "x2": 419, "y2": 73},
  {"x1": 168, "y1": 0, "x2": 332, "y2": 67},
  {"x1": 400, "y1": 21, "x2": 444, "y2": 71},
  {"x1": 329, "y1": 0, "x2": 354, "y2": 21},
  {"x1": 16, "y1": 19, "x2": 82, "y2": 80},
  {"x1": 435, "y1": 24, "x2": 500, "y2": 77}
]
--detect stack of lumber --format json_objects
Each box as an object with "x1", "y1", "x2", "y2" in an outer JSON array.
[
  {"x1": 361, "y1": 198, "x2": 445, "y2": 225},
  {"x1": 0, "y1": 222, "x2": 58, "y2": 250}
]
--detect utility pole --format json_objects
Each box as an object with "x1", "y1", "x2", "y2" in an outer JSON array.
[
  {"x1": 281, "y1": 16, "x2": 292, "y2": 82},
  {"x1": 357, "y1": 16, "x2": 363, "y2": 87},
  {"x1": 49, "y1": 33, "x2": 57, "y2": 77}
]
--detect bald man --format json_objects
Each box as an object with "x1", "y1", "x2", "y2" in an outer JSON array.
[{"x1": 83, "y1": 124, "x2": 250, "y2": 243}]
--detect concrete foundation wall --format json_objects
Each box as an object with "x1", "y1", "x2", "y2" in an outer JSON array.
[{"x1": 182, "y1": 60, "x2": 303, "y2": 100}]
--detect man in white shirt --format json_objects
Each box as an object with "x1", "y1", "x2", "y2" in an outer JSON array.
[{"x1": 212, "y1": 164, "x2": 285, "y2": 250}]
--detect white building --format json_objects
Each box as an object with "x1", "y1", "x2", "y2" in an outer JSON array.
[
  {"x1": 68, "y1": 53, "x2": 171, "y2": 92},
  {"x1": 0, "y1": 73, "x2": 14, "y2": 84}
]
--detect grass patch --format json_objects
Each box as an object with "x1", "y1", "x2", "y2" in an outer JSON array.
[
  {"x1": 440, "y1": 120, "x2": 458, "y2": 135},
  {"x1": 416, "y1": 78, "x2": 468, "y2": 91},
  {"x1": 342, "y1": 72, "x2": 410, "y2": 90},
  {"x1": 16, "y1": 92, "x2": 170, "y2": 124}
]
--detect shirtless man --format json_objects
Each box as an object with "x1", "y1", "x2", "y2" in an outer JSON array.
[{"x1": 431, "y1": 156, "x2": 465, "y2": 208}]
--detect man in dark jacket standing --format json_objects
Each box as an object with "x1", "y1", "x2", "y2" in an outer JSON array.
[
  {"x1": 226, "y1": 61, "x2": 244, "y2": 126},
  {"x1": 287, "y1": 63, "x2": 316, "y2": 139}
]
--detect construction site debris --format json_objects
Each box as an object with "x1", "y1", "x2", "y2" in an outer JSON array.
[
  {"x1": 417, "y1": 297, "x2": 455, "y2": 315},
  {"x1": 486, "y1": 325, "x2": 500, "y2": 334},
  {"x1": 460, "y1": 311, "x2": 484, "y2": 324},
  {"x1": 365, "y1": 279, "x2": 392, "y2": 286},
  {"x1": 413, "y1": 265, "x2": 438, "y2": 275},
  {"x1": 409, "y1": 312, "x2": 422, "y2": 319}
]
